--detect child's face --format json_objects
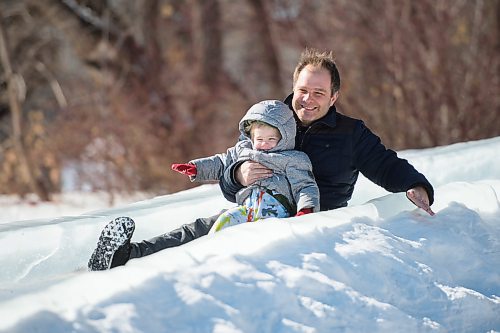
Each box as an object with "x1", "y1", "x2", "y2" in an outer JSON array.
[{"x1": 251, "y1": 125, "x2": 281, "y2": 151}]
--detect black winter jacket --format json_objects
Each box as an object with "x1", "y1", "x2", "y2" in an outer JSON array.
[{"x1": 220, "y1": 94, "x2": 434, "y2": 211}]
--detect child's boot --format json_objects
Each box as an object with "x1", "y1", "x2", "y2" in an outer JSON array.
[{"x1": 88, "y1": 216, "x2": 135, "y2": 271}]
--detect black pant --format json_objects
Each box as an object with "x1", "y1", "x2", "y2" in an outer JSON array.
[{"x1": 128, "y1": 211, "x2": 224, "y2": 259}]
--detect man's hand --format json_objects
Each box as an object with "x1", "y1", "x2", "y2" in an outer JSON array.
[
  {"x1": 235, "y1": 161, "x2": 273, "y2": 186},
  {"x1": 406, "y1": 186, "x2": 435, "y2": 216}
]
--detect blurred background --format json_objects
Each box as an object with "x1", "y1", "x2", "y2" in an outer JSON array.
[{"x1": 0, "y1": 0, "x2": 499, "y2": 202}]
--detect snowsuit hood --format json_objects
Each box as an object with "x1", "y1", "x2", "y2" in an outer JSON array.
[{"x1": 239, "y1": 100, "x2": 296, "y2": 152}]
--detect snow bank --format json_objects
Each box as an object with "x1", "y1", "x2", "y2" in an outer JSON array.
[{"x1": 0, "y1": 137, "x2": 499, "y2": 333}]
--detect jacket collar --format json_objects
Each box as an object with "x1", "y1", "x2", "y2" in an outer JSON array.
[{"x1": 284, "y1": 93, "x2": 337, "y2": 128}]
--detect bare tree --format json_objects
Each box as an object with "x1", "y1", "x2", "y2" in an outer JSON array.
[
  {"x1": 0, "y1": 12, "x2": 52, "y2": 200},
  {"x1": 0, "y1": 0, "x2": 498, "y2": 198},
  {"x1": 266, "y1": 0, "x2": 500, "y2": 149},
  {"x1": 246, "y1": 0, "x2": 284, "y2": 98}
]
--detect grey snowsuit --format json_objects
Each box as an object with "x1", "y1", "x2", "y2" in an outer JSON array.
[{"x1": 190, "y1": 100, "x2": 320, "y2": 216}]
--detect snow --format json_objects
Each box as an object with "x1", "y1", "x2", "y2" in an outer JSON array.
[
  {"x1": 1, "y1": 137, "x2": 500, "y2": 333},
  {"x1": 0, "y1": 192, "x2": 149, "y2": 224}
]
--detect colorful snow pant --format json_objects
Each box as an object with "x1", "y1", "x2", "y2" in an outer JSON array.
[{"x1": 209, "y1": 189, "x2": 290, "y2": 233}]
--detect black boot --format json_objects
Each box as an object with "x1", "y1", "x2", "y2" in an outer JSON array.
[{"x1": 88, "y1": 217, "x2": 135, "y2": 271}]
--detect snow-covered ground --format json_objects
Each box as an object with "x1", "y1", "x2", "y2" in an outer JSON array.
[
  {"x1": 0, "y1": 192, "x2": 150, "y2": 224},
  {"x1": 1, "y1": 137, "x2": 499, "y2": 333}
]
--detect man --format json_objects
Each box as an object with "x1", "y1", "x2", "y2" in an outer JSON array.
[
  {"x1": 88, "y1": 48, "x2": 434, "y2": 271},
  {"x1": 222, "y1": 49, "x2": 434, "y2": 214}
]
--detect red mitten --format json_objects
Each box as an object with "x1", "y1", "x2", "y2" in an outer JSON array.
[
  {"x1": 171, "y1": 163, "x2": 197, "y2": 176},
  {"x1": 295, "y1": 208, "x2": 313, "y2": 216}
]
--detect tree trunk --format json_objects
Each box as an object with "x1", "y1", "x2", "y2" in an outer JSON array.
[
  {"x1": 247, "y1": 0, "x2": 284, "y2": 98},
  {"x1": 0, "y1": 22, "x2": 51, "y2": 201}
]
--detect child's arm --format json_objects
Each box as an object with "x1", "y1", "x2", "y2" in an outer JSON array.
[
  {"x1": 172, "y1": 141, "x2": 251, "y2": 182},
  {"x1": 287, "y1": 153, "x2": 321, "y2": 213}
]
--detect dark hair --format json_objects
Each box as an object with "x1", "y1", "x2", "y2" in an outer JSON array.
[{"x1": 293, "y1": 48, "x2": 341, "y2": 94}]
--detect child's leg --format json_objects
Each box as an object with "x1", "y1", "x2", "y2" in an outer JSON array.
[
  {"x1": 209, "y1": 190, "x2": 291, "y2": 233},
  {"x1": 209, "y1": 205, "x2": 249, "y2": 233}
]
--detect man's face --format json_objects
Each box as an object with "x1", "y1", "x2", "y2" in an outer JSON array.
[{"x1": 292, "y1": 65, "x2": 338, "y2": 126}]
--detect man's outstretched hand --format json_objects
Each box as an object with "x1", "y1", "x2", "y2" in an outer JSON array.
[{"x1": 406, "y1": 186, "x2": 435, "y2": 216}]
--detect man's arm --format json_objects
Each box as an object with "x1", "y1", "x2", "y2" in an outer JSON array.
[
  {"x1": 219, "y1": 161, "x2": 245, "y2": 202},
  {"x1": 353, "y1": 121, "x2": 435, "y2": 215}
]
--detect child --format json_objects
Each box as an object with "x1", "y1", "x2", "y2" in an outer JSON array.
[
  {"x1": 171, "y1": 100, "x2": 320, "y2": 233},
  {"x1": 88, "y1": 100, "x2": 319, "y2": 271}
]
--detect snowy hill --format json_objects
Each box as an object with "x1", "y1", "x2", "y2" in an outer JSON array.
[{"x1": 1, "y1": 137, "x2": 499, "y2": 333}]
